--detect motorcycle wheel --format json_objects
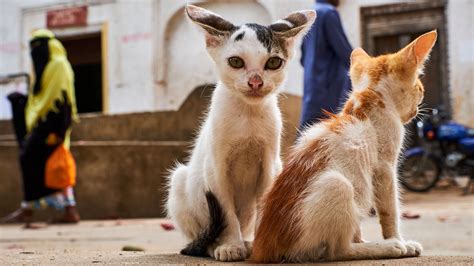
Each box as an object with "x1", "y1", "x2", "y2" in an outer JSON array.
[{"x1": 400, "y1": 154, "x2": 440, "y2": 192}]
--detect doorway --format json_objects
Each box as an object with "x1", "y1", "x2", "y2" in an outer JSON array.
[{"x1": 58, "y1": 33, "x2": 103, "y2": 113}]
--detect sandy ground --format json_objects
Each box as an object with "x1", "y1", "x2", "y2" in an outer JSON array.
[{"x1": 1, "y1": 188, "x2": 473, "y2": 264}]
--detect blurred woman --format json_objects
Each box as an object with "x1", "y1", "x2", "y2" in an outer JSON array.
[{"x1": 1, "y1": 29, "x2": 80, "y2": 224}]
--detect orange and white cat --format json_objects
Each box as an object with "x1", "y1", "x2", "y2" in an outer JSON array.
[{"x1": 252, "y1": 31, "x2": 437, "y2": 263}]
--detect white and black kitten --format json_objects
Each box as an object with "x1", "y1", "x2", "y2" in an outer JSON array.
[{"x1": 166, "y1": 4, "x2": 315, "y2": 262}]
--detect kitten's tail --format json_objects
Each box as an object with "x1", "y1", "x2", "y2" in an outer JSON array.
[{"x1": 180, "y1": 191, "x2": 226, "y2": 257}]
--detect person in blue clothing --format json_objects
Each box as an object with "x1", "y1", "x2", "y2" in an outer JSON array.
[{"x1": 300, "y1": 0, "x2": 353, "y2": 128}]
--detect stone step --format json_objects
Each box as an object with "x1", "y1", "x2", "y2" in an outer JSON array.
[
  {"x1": 0, "y1": 121, "x2": 12, "y2": 136},
  {"x1": 0, "y1": 134, "x2": 15, "y2": 141},
  {"x1": 0, "y1": 85, "x2": 216, "y2": 142},
  {"x1": 0, "y1": 141, "x2": 188, "y2": 219}
]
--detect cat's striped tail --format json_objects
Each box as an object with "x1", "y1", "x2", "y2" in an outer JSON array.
[{"x1": 180, "y1": 191, "x2": 227, "y2": 257}]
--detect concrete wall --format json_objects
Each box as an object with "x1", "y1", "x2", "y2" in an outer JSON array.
[
  {"x1": 0, "y1": 1, "x2": 25, "y2": 119},
  {"x1": 0, "y1": 0, "x2": 23, "y2": 74},
  {"x1": 0, "y1": 0, "x2": 313, "y2": 120},
  {"x1": 446, "y1": 0, "x2": 474, "y2": 127}
]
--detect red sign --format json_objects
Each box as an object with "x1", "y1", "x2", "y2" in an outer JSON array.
[{"x1": 47, "y1": 6, "x2": 88, "y2": 28}]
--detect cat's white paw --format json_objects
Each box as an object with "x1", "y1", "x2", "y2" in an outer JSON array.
[
  {"x1": 214, "y1": 243, "x2": 247, "y2": 261},
  {"x1": 403, "y1": 240, "x2": 423, "y2": 257},
  {"x1": 385, "y1": 238, "x2": 407, "y2": 257}
]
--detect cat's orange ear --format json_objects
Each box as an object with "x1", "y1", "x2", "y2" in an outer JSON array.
[
  {"x1": 402, "y1": 30, "x2": 437, "y2": 65},
  {"x1": 350, "y1": 48, "x2": 370, "y2": 64},
  {"x1": 413, "y1": 30, "x2": 437, "y2": 64}
]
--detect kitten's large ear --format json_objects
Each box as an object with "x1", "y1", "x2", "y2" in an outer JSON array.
[
  {"x1": 270, "y1": 10, "x2": 316, "y2": 40},
  {"x1": 401, "y1": 30, "x2": 437, "y2": 66},
  {"x1": 351, "y1": 48, "x2": 370, "y2": 64},
  {"x1": 185, "y1": 4, "x2": 236, "y2": 47}
]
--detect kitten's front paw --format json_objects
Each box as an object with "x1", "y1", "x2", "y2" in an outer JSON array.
[
  {"x1": 386, "y1": 238, "x2": 407, "y2": 256},
  {"x1": 214, "y1": 243, "x2": 247, "y2": 261},
  {"x1": 403, "y1": 240, "x2": 423, "y2": 257}
]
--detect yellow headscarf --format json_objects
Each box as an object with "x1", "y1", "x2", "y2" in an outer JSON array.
[{"x1": 25, "y1": 29, "x2": 78, "y2": 148}]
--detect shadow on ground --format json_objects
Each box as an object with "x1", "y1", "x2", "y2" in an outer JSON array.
[{"x1": 111, "y1": 253, "x2": 473, "y2": 264}]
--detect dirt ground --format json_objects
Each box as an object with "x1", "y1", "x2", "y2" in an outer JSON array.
[{"x1": 1, "y1": 188, "x2": 473, "y2": 264}]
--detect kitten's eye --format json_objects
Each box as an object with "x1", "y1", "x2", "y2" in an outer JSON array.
[
  {"x1": 228, "y1": 57, "x2": 244, "y2": 69},
  {"x1": 265, "y1": 57, "x2": 283, "y2": 70}
]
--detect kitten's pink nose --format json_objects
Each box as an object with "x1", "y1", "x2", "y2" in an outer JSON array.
[{"x1": 248, "y1": 75, "x2": 263, "y2": 90}]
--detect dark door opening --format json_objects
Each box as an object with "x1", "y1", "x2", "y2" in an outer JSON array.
[{"x1": 58, "y1": 33, "x2": 102, "y2": 113}]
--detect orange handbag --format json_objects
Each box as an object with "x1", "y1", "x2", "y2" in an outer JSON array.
[{"x1": 45, "y1": 144, "x2": 76, "y2": 189}]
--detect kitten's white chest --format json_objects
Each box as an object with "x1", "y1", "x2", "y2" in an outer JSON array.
[{"x1": 227, "y1": 139, "x2": 264, "y2": 204}]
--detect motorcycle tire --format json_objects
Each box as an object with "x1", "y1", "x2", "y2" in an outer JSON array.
[{"x1": 399, "y1": 154, "x2": 441, "y2": 192}]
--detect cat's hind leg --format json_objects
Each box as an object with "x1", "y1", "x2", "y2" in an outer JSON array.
[
  {"x1": 166, "y1": 164, "x2": 202, "y2": 240},
  {"x1": 299, "y1": 171, "x2": 420, "y2": 261},
  {"x1": 292, "y1": 171, "x2": 359, "y2": 262}
]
